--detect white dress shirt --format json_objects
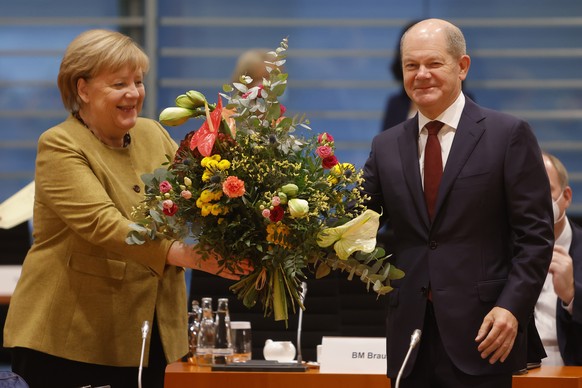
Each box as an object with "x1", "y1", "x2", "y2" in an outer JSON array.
[
  {"x1": 418, "y1": 93, "x2": 465, "y2": 185},
  {"x1": 534, "y1": 218, "x2": 573, "y2": 366}
]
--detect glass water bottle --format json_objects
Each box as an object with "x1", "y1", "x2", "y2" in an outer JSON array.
[
  {"x1": 213, "y1": 297, "x2": 234, "y2": 364},
  {"x1": 195, "y1": 297, "x2": 215, "y2": 366},
  {"x1": 187, "y1": 300, "x2": 202, "y2": 364}
]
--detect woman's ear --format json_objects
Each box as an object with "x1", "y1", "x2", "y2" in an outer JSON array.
[{"x1": 77, "y1": 78, "x2": 90, "y2": 104}]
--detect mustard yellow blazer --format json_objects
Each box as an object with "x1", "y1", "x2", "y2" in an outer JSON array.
[{"x1": 4, "y1": 116, "x2": 188, "y2": 367}]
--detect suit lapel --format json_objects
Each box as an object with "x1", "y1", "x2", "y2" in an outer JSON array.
[
  {"x1": 434, "y1": 102, "x2": 486, "y2": 221},
  {"x1": 398, "y1": 117, "x2": 431, "y2": 228}
]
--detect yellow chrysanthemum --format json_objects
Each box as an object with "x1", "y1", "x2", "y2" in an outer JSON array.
[
  {"x1": 201, "y1": 157, "x2": 211, "y2": 168},
  {"x1": 201, "y1": 155, "x2": 221, "y2": 168},
  {"x1": 200, "y1": 204, "x2": 212, "y2": 217},
  {"x1": 217, "y1": 160, "x2": 231, "y2": 170},
  {"x1": 212, "y1": 190, "x2": 223, "y2": 201},
  {"x1": 199, "y1": 190, "x2": 214, "y2": 203},
  {"x1": 211, "y1": 203, "x2": 223, "y2": 216},
  {"x1": 327, "y1": 176, "x2": 339, "y2": 185}
]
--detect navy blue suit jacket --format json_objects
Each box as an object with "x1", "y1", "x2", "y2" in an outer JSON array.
[
  {"x1": 363, "y1": 96, "x2": 554, "y2": 377},
  {"x1": 557, "y1": 219, "x2": 582, "y2": 365}
]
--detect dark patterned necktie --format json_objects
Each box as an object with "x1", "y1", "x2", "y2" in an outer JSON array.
[{"x1": 424, "y1": 121, "x2": 445, "y2": 221}]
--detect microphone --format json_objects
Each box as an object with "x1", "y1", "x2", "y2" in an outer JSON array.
[
  {"x1": 296, "y1": 281, "x2": 308, "y2": 364},
  {"x1": 395, "y1": 329, "x2": 422, "y2": 388},
  {"x1": 138, "y1": 320, "x2": 150, "y2": 388}
]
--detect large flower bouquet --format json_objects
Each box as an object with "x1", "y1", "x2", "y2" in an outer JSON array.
[{"x1": 127, "y1": 39, "x2": 402, "y2": 322}]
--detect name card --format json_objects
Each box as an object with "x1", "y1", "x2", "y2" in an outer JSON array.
[{"x1": 319, "y1": 336, "x2": 386, "y2": 374}]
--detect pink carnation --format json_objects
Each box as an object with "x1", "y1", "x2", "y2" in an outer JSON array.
[
  {"x1": 159, "y1": 180, "x2": 172, "y2": 193},
  {"x1": 262, "y1": 209, "x2": 271, "y2": 218},
  {"x1": 222, "y1": 176, "x2": 246, "y2": 198},
  {"x1": 316, "y1": 145, "x2": 334, "y2": 159},
  {"x1": 181, "y1": 190, "x2": 192, "y2": 199}
]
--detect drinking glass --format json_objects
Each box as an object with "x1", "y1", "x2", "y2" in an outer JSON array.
[{"x1": 230, "y1": 321, "x2": 252, "y2": 362}]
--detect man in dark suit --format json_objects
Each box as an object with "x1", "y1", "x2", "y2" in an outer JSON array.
[
  {"x1": 362, "y1": 19, "x2": 554, "y2": 387},
  {"x1": 535, "y1": 152, "x2": 582, "y2": 366}
]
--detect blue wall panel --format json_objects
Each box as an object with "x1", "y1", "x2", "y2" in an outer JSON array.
[{"x1": 2, "y1": 0, "x2": 582, "y2": 214}]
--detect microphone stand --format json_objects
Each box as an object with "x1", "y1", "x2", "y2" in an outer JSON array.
[
  {"x1": 138, "y1": 320, "x2": 150, "y2": 388},
  {"x1": 395, "y1": 329, "x2": 421, "y2": 388},
  {"x1": 296, "y1": 281, "x2": 307, "y2": 364}
]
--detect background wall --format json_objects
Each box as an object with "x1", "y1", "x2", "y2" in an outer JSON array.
[{"x1": 1, "y1": 0, "x2": 581, "y2": 210}]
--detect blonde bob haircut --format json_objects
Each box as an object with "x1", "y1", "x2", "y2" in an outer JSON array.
[{"x1": 57, "y1": 29, "x2": 149, "y2": 113}]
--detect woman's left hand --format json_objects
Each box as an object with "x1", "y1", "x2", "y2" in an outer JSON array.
[{"x1": 166, "y1": 241, "x2": 253, "y2": 280}]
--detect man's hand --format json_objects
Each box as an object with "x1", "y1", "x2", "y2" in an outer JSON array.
[
  {"x1": 475, "y1": 306, "x2": 518, "y2": 364},
  {"x1": 549, "y1": 245, "x2": 575, "y2": 304}
]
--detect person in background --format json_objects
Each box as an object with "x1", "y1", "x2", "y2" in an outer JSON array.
[
  {"x1": 362, "y1": 18, "x2": 554, "y2": 387},
  {"x1": 535, "y1": 151, "x2": 582, "y2": 365},
  {"x1": 3, "y1": 29, "x2": 247, "y2": 388},
  {"x1": 231, "y1": 48, "x2": 277, "y2": 88},
  {"x1": 380, "y1": 20, "x2": 420, "y2": 131}
]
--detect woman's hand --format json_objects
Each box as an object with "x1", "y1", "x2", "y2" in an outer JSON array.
[{"x1": 166, "y1": 241, "x2": 253, "y2": 280}]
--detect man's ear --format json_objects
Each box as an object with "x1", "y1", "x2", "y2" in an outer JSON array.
[
  {"x1": 459, "y1": 55, "x2": 471, "y2": 81},
  {"x1": 564, "y1": 186, "x2": 573, "y2": 209}
]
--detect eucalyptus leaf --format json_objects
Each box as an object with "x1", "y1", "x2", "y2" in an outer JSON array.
[
  {"x1": 233, "y1": 82, "x2": 248, "y2": 93},
  {"x1": 128, "y1": 223, "x2": 148, "y2": 233},
  {"x1": 388, "y1": 265, "x2": 405, "y2": 280},
  {"x1": 141, "y1": 173, "x2": 156, "y2": 186},
  {"x1": 150, "y1": 209, "x2": 164, "y2": 223},
  {"x1": 271, "y1": 84, "x2": 286, "y2": 97},
  {"x1": 369, "y1": 259, "x2": 383, "y2": 274}
]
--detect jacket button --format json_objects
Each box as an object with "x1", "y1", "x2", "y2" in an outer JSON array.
[
  {"x1": 429, "y1": 240, "x2": 438, "y2": 250},
  {"x1": 133, "y1": 185, "x2": 141, "y2": 193}
]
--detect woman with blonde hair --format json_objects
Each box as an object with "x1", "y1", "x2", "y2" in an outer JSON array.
[{"x1": 4, "y1": 29, "x2": 248, "y2": 388}]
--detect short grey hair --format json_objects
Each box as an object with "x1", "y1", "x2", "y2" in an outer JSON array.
[{"x1": 400, "y1": 19, "x2": 467, "y2": 59}]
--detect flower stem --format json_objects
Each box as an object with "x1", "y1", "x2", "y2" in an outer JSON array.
[{"x1": 272, "y1": 266, "x2": 288, "y2": 322}]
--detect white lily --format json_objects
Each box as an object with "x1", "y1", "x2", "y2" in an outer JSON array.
[{"x1": 317, "y1": 209, "x2": 380, "y2": 260}]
